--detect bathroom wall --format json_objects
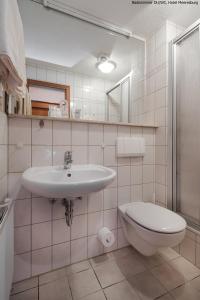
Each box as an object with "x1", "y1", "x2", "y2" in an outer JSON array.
[
  {"x1": 8, "y1": 116, "x2": 155, "y2": 282},
  {"x1": 0, "y1": 111, "x2": 8, "y2": 203},
  {"x1": 145, "y1": 21, "x2": 200, "y2": 268},
  {"x1": 26, "y1": 61, "x2": 115, "y2": 121},
  {"x1": 145, "y1": 21, "x2": 183, "y2": 208}
]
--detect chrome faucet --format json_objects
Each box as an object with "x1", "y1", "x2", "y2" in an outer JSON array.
[{"x1": 64, "y1": 151, "x2": 73, "y2": 169}]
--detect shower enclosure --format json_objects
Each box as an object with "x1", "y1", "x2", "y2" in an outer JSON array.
[{"x1": 169, "y1": 19, "x2": 200, "y2": 230}]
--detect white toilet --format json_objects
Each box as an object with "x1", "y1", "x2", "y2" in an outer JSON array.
[{"x1": 119, "y1": 202, "x2": 186, "y2": 256}]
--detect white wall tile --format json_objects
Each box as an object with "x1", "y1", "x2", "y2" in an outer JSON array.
[
  {"x1": 88, "y1": 235, "x2": 104, "y2": 258},
  {"x1": 131, "y1": 184, "x2": 142, "y2": 202},
  {"x1": 117, "y1": 228, "x2": 129, "y2": 248},
  {"x1": 104, "y1": 188, "x2": 117, "y2": 210},
  {"x1": 32, "y1": 197, "x2": 52, "y2": 224},
  {"x1": 32, "y1": 145, "x2": 52, "y2": 167},
  {"x1": 104, "y1": 125, "x2": 117, "y2": 146},
  {"x1": 131, "y1": 165, "x2": 142, "y2": 185},
  {"x1": 143, "y1": 128, "x2": 155, "y2": 145},
  {"x1": 143, "y1": 165, "x2": 154, "y2": 183},
  {"x1": 36, "y1": 67, "x2": 47, "y2": 81},
  {"x1": 53, "y1": 219, "x2": 70, "y2": 244},
  {"x1": 0, "y1": 145, "x2": 7, "y2": 178},
  {"x1": 88, "y1": 212, "x2": 103, "y2": 236},
  {"x1": 14, "y1": 199, "x2": 31, "y2": 227},
  {"x1": 14, "y1": 253, "x2": 31, "y2": 282},
  {"x1": 143, "y1": 183, "x2": 154, "y2": 202},
  {"x1": 46, "y1": 69, "x2": 57, "y2": 82},
  {"x1": 9, "y1": 118, "x2": 31, "y2": 145},
  {"x1": 73, "y1": 196, "x2": 87, "y2": 216},
  {"x1": 71, "y1": 214, "x2": 87, "y2": 240},
  {"x1": 32, "y1": 222, "x2": 51, "y2": 250},
  {"x1": 52, "y1": 242, "x2": 70, "y2": 269},
  {"x1": 88, "y1": 192, "x2": 103, "y2": 213},
  {"x1": 53, "y1": 146, "x2": 71, "y2": 165},
  {"x1": 104, "y1": 146, "x2": 117, "y2": 166},
  {"x1": 118, "y1": 186, "x2": 131, "y2": 206},
  {"x1": 118, "y1": 166, "x2": 131, "y2": 187},
  {"x1": 88, "y1": 124, "x2": 103, "y2": 145},
  {"x1": 104, "y1": 208, "x2": 117, "y2": 230},
  {"x1": 53, "y1": 121, "x2": 71, "y2": 145},
  {"x1": 14, "y1": 226, "x2": 31, "y2": 254},
  {"x1": 32, "y1": 120, "x2": 52, "y2": 145},
  {"x1": 71, "y1": 238, "x2": 87, "y2": 264},
  {"x1": 8, "y1": 145, "x2": 31, "y2": 172},
  {"x1": 56, "y1": 71, "x2": 66, "y2": 84},
  {"x1": 26, "y1": 65, "x2": 36, "y2": 79},
  {"x1": 72, "y1": 146, "x2": 88, "y2": 164},
  {"x1": 9, "y1": 173, "x2": 31, "y2": 200},
  {"x1": 72, "y1": 123, "x2": 88, "y2": 145},
  {"x1": 88, "y1": 146, "x2": 103, "y2": 164},
  {"x1": 32, "y1": 247, "x2": 51, "y2": 276}
]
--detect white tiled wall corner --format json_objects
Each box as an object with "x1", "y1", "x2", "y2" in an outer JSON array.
[{"x1": 9, "y1": 117, "x2": 156, "y2": 282}]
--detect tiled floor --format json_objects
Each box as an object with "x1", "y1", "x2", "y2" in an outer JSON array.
[{"x1": 10, "y1": 246, "x2": 200, "y2": 300}]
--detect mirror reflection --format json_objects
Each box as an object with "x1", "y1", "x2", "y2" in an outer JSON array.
[{"x1": 14, "y1": 0, "x2": 145, "y2": 123}]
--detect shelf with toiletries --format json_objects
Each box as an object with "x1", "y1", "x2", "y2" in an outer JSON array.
[{"x1": 8, "y1": 113, "x2": 158, "y2": 128}]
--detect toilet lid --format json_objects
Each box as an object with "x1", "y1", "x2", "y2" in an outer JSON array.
[{"x1": 126, "y1": 202, "x2": 186, "y2": 233}]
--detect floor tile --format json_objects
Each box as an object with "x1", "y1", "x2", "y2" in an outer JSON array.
[
  {"x1": 151, "y1": 262, "x2": 185, "y2": 291},
  {"x1": 158, "y1": 247, "x2": 180, "y2": 261},
  {"x1": 11, "y1": 277, "x2": 38, "y2": 295},
  {"x1": 89, "y1": 253, "x2": 113, "y2": 268},
  {"x1": 80, "y1": 290, "x2": 106, "y2": 300},
  {"x1": 157, "y1": 294, "x2": 174, "y2": 300},
  {"x1": 10, "y1": 288, "x2": 38, "y2": 300},
  {"x1": 189, "y1": 275, "x2": 200, "y2": 291},
  {"x1": 168, "y1": 257, "x2": 200, "y2": 281},
  {"x1": 39, "y1": 277, "x2": 72, "y2": 300},
  {"x1": 115, "y1": 253, "x2": 146, "y2": 278},
  {"x1": 69, "y1": 269, "x2": 101, "y2": 299},
  {"x1": 104, "y1": 280, "x2": 140, "y2": 300},
  {"x1": 128, "y1": 270, "x2": 167, "y2": 300},
  {"x1": 110, "y1": 246, "x2": 137, "y2": 260},
  {"x1": 94, "y1": 260, "x2": 125, "y2": 288},
  {"x1": 139, "y1": 253, "x2": 165, "y2": 269},
  {"x1": 39, "y1": 268, "x2": 66, "y2": 285},
  {"x1": 170, "y1": 282, "x2": 200, "y2": 300},
  {"x1": 66, "y1": 260, "x2": 91, "y2": 276}
]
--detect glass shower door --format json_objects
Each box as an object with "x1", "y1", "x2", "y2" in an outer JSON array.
[{"x1": 175, "y1": 26, "x2": 200, "y2": 227}]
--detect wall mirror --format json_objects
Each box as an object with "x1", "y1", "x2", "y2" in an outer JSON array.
[{"x1": 15, "y1": 0, "x2": 145, "y2": 124}]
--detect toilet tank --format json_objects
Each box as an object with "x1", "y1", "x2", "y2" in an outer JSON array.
[{"x1": 0, "y1": 199, "x2": 14, "y2": 300}]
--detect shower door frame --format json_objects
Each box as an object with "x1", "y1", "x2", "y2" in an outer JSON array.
[{"x1": 168, "y1": 18, "x2": 200, "y2": 230}]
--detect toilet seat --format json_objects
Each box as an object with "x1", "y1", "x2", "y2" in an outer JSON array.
[{"x1": 123, "y1": 202, "x2": 186, "y2": 233}]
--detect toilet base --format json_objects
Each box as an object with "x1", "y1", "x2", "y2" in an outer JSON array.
[{"x1": 121, "y1": 217, "x2": 157, "y2": 256}]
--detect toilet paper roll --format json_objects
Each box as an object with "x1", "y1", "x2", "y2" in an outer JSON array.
[{"x1": 98, "y1": 227, "x2": 115, "y2": 248}]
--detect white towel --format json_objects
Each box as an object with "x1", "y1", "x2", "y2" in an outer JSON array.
[
  {"x1": 0, "y1": 0, "x2": 26, "y2": 96},
  {"x1": 117, "y1": 137, "x2": 145, "y2": 157}
]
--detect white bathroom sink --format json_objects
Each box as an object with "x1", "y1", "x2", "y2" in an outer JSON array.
[{"x1": 22, "y1": 165, "x2": 116, "y2": 198}]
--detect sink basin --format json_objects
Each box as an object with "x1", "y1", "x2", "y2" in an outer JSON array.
[{"x1": 22, "y1": 164, "x2": 116, "y2": 198}]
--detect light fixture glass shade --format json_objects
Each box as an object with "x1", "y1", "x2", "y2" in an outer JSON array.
[{"x1": 96, "y1": 56, "x2": 116, "y2": 74}]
